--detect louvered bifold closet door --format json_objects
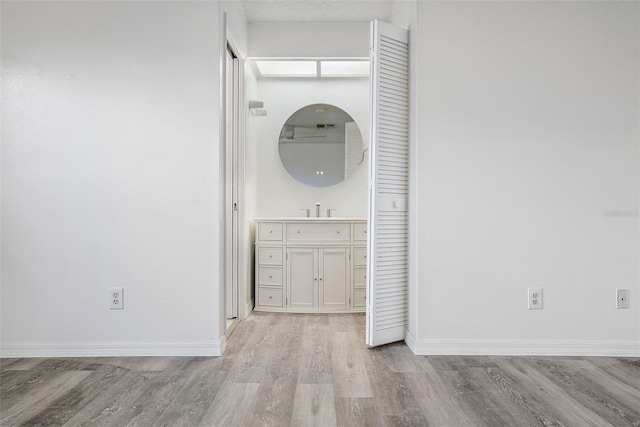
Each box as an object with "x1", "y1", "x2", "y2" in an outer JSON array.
[{"x1": 366, "y1": 20, "x2": 409, "y2": 347}]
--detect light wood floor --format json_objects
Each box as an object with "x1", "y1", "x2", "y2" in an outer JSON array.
[{"x1": 1, "y1": 312, "x2": 639, "y2": 426}]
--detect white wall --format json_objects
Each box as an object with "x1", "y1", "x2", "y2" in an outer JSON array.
[
  {"x1": 248, "y1": 22, "x2": 370, "y2": 219},
  {"x1": 411, "y1": 1, "x2": 640, "y2": 356},
  {"x1": 1, "y1": 1, "x2": 225, "y2": 356},
  {"x1": 248, "y1": 23, "x2": 369, "y2": 58},
  {"x1": 255, "y1": 78, "x2": 369, "y2": 218},
  {"x1": 223, "y1": 1, "x2": 249, "y2": 57}
]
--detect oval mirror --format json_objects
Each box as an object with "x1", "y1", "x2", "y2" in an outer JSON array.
[{"x1": 278, "y1": 104, "x2": 364, "y2": 187}]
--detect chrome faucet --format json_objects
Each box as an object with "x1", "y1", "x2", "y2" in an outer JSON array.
[{"x1": 315, "y1": 202, "x2": 321, "y2": 218}]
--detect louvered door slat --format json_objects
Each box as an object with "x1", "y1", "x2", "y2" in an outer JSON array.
[
  {"x1": 380, "y1": 85, "x2": 408, "y2": 97},
  {"x1": 366, "y1": 20, "x2": 410, "y2": 347},
  {"x1": 345, "y1": 121, "x2": 363, "y2": 179},
  {"x1": 380, "y1": 133, "x2": 408, "y2": 142},
  {"x1": 380, "y1": 100, "x2": 407, "y2": 111},
  {"x1": 380, "y1": 102, "x2": 409, "y2": 113},
  {"x1": 379, "y1": 70, "x2": 408, "y2": 84},
  {"x1": 379, "y1": 50, "x2": 408, "y2": 65},
  {"x1": 379, "y1": 125, "x2": 409, "y2": 136},
  {"x1": 379, "y1": 109, "x2": 409, "y2": 123},
  {"x1": 380, "y1": 35, "x2": 408, "y2": 49},
  {"x1": 377, "y1": 91, "x2": 407, "y2": 105}
]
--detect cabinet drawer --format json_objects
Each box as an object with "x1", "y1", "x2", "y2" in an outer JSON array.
[
  {"x1": 259, "y1": 247, "x2": 283, "y2": 265},
  {"x1": 287, "y1": 223, "x2": 350, "y2": 242},
  {"x1": 353, "y1": 247, "x2": 367, "y2": 266},
  {"x1": 353, "y1": 288, "x2": 366, "y2": 309},
  {"x1": 353, "y1": 267, "x2": 366, "y2": 287},
  {"x1": 258, "y1": 266, "x2": 283, "y2": 286},
  {"x1": 354, "y1": 223, "x2": 367, "y2": 241},
  {"x1": 258, "y1": 222, "x2": 283, "y2": 241},
  {"x1": 258, "y1": 287, "x2": 283, "y2": 307}
]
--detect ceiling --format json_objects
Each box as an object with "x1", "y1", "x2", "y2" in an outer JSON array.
[{"x1": 241, "y1": 0, "x2": 394, "y2": 23}]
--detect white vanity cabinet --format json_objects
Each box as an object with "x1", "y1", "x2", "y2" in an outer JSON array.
[
  {"x1": 288, "y1": 247, "x2": 350, "y2": 311},
  {"x1": 352, "y1": 223, "x2": 367, "y2": 310},
  {"x1": 254, "y1": 219, "x2": 366, "y2": 313}
]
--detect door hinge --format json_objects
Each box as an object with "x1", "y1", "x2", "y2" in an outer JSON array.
[{"x1": 233, "y1": 202, "x2": 238, "y2": 211}]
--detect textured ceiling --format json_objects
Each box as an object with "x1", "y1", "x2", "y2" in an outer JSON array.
[{"x1": 241, "y1": 0, "x2": 394, "y2": 23}]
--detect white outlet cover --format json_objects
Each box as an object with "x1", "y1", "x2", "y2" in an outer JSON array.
[
  {"x1": 110, "y1": 287, "x2": 124, "y2": 310},
  {"x1": 528, "y1": 287, "x2": 543, "y2": 310},
  {"x1": 616, "y1": 289, "x2": 629, "y2": 309}
]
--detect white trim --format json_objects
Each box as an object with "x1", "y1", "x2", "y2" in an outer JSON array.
[
  {"x1": 406, "y1": 338, "x2": 640, "y2": 357},
  {"x1": 404, "y1": 329, "x2": 417, "y2": 352},
  {"x1": 218, "y1": 9, "x2": 228, "y2": 353},
  {"x1": 0, "y1": 339, "x2": 226, "y2": 358},
  {"x1": 225, "y1": 318, "x2": 240, "y2": 337},
  {"x1": 219, "y1": 334, "x2": 227, "y2": 356},
  {"x1": 243, "y1": 301, "x2": 254, "y2": 320}
]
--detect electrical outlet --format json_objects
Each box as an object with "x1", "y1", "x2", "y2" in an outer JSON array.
[
  {"x1": 528, "y1": 287, "x2": 543, "y2": 310},
  {"x1": 110, "y1": 287, "x2": 124, "y2": 310},
  {"x1": 616, "y1": 289, "x2": 629, "y2": 309}
]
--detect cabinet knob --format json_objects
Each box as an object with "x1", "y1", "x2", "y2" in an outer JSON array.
[
  {"x1": 314, "y1": 278, "x2": 318, "y2": 281},
  {"x1": 364, "y1": 230, "x2": 367, "y2": 234},
  {"x1": 269, "y1": 255, "x2": 273, "y2": 258},
  {"x1": 319, "y1": 278, "x2": 323, "y2": 281},
  {"x1": 269, "y1": 296, "x2": 273, "y2": 299},
  {"x1": 269, "y1": 275, "x2": 273, "y2": 279},
  {"x1": 297, "y1": 230, "x2": 300, "y2": 234},
  {"x1": 269, "y1": 230, "x2": 273, "y2": 233}
]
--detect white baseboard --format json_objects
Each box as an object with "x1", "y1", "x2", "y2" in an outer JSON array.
[
  {"x1": 242, "y1": 300, "x2": 254, "y2": 320},
  {"x1": 405, "y1": 329, "x2": 418, "y2": 351},
  {"x1": 404, "y1": 334, "x2": 640, "y2": 357},
  {"x1": 0, "y1": 339, "x2": 226, "y2": 358},
  {"x1": 218, "y1": 334, "x2": 227, "y2": 356}
]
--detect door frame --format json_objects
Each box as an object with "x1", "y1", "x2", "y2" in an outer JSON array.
[
  {"x1": 219, "y1": 16, "x2": 414, "y2": 352},
  {"x1": 221, "y1": 14, "x2": 248, "y2": 338}
]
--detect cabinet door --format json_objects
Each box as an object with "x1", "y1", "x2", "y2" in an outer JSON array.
[
  {"x1": 288, "y1": 248, "x2": 317, "y2": 311},
  {"x1": 320, "y1": 248, "x2": 349, "y2": 310}
]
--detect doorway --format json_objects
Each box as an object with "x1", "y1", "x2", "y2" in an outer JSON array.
[{"x1": 222, "y1": 19, "x2": 410, "y2": 349}]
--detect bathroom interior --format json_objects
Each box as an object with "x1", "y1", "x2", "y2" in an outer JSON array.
[{"x1": 230, "y1": 21, "x2": 377, "y2": 339}]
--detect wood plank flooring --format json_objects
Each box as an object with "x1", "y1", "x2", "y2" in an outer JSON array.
[{"x1": 1, "y1": 312, "x2": 639, "y2": 426}]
